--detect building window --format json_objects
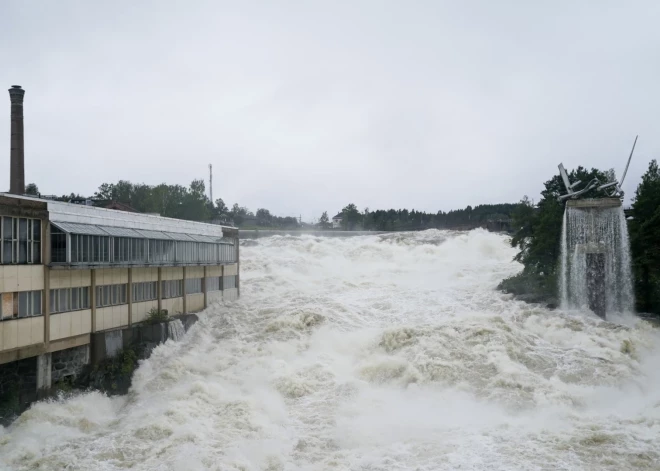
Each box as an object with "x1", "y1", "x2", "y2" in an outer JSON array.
[
  {"x1": 149, "y1": 240, "x2": 176, "y2": 263},
  {"x1": 112, "y1": 237, "x2": 148, "y2": 263},
  {"x1": 51, "y1": 230, "x2": 237, "y2": 266},
  {"x1": 1, "y1": 216, "x2": 41, "y2": 265},
  {"x1": 185, "y1": 278, "x2": 203, "y2": 294},
  {"x1": 95, "y1": 284, "x2": 127, "y2": 308},
  {"x1": 220, "y1": 243, "x2": 236, "y2": 263},
  {"x1": 206, "y1": 276, "x2": 221, "y2": 292},
  {"x1": 1, "y1": 290, "x2": 42, "y2": 320},
  {"x1": 161, "y1": 279, "x2": 183, "y2": 299},
  {"x1": 50, "y1": 287, "x2": 90, "y2": 314},
  {"x1": 132, "y1": 281, "x2": 157, "y2": 303},
  {"x1": 223, "y1": 275, "x2": 236, "y2": 290}
]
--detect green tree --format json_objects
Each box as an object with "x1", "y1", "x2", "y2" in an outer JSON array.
[
  {"x1": 318, "y1": 211, "x2": 330, "y2": 229},
  {"x1": 629, "y1": 159, "x2": 660, "y2": 314},
  {"x1": 215, "y1": 198, "x2": 228, "y2": 215},
  {"x1": 256, "y1": 208, "x2": 273, "y2": 226},
  {"x1": 341, "y1": 203, "x2": 362, "y2": 230},
  {"x1": 25, "y1": 183, "x2": 39, "y2": 196}
]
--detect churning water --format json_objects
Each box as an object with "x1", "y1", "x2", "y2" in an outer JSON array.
[
  {"x1": 167, "y1": 319, "x2": 186, "y2": 342},
  {"x1": 1, "y1": 230, "x2": 659, "y2": 470},
  {"x1": 559, "y1": 206, "x2": 635, "y2": 314}
]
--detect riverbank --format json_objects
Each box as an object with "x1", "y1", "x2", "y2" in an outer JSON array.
[{"x1": 497, "y1": 271, "x2": 558, "y2": 309}]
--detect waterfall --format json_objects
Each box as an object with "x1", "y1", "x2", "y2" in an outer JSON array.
[
  {"x1": 167, "y1": 319, "x2": 186, "y2": 341},
  {"x1": 559, "y1": 203, "x2": 634, "y2": 316}
]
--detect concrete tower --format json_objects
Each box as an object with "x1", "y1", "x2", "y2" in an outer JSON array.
[{"x1": 9, "y1": 85, "x2": 26, "y2": 195}]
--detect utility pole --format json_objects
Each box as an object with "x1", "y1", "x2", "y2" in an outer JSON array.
[{"x1": 209, "y1": 164, "x2": 213, "y2": 203}]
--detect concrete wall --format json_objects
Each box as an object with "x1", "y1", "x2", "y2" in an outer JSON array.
[
  {"x1": 207, "y1": 266, "x2": 222, "y2": 277},
  {"x1": 95, "y1": 305, "x2": 129, "y2": 332},
  {"x1": 96, "y1": 268, "x2": 129, "y2": 285},
  {"x1": 162, "y1": 267, "x2": 183, "y2": 281},
  {"x1": 132, "y1": 300, "x2": 158, "y2": 324},
  {"x1": 0, "y1": 317, "x2": 44, "y2": 350},
  {"x1": 224, "y1": 264, "x2": 238, "y2": 276},
  {"x1": 0, "y1": 265, "x2": 45, "y2": 293},
  {"x1": 50, "y1": 269, "x2": 91, "y2": 289},
  {"x1": 132, "y1": 267, "x2": 158, "y2": 282},
  {"x1": 187, "y1": 293, "x2": 204, "y2": 312},
  {"x1": 224, "y1": 288, "x2": 238, "y2": 301},
  {"x1": 207, "y1": 291, "x2": 222, "y2": 304},
  {"x1": 162, "y1": 296, "x2": 184, "y2": 315},
  {"x1": 51, "y1": 345, "x2": 89, "y2": 383},
  {"x1": 50, "y1": 310, "x2": 92, "y2": 341},
  {"x1": 187, "y1": 266, "x2": 204, "y2": 279}
]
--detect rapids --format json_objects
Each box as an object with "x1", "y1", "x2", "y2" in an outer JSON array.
[{"x1": 0, "y1": 230, "x2": 658, "y2": 470}]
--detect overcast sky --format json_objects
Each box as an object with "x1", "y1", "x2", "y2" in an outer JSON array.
[{"x1": 1, "y1": 1, "x2": 659, "y2": 221}]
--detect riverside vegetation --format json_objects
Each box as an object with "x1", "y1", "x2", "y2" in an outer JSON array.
[{"x1": 499, "y1": 160, "x2": 660, "y2": 317}]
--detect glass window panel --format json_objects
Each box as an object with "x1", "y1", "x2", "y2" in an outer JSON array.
[
  {"x1": 33, "y1": 241, "x2": 41, "y2": 264},
  {"x1": 2, "y1": 217, "x2": 11, "y2": 239},
  {"x1": 32, "y1": 291, "x2": 42, "y2": 315},
  {"x1": 58, "y1": 289, "x2": 68, "y2": 312},
  {"x1": 82, "y1": 287, "x2": 89, "y2": 309},
  {"x1": 18, "y1": 241, "x2": 27, "y2": 264},
  {"x1": 33, "y1": 219, "x2": 41, "y2": 241},
  {"x1": 18, "y1": 291, "x2": 28, "y2": 317},
  {"x1": 72, "y1": 288, "x2": 80, "y2": 310},
  {"x1": 3, "y1": 241, "x2": 12, "y2": 264},
  {"x1": 19, "y1": 218, "x2": 28, "y2": 240},
  {"x1": 93, "y1": 237, "x2": 100, "y2": 262}
]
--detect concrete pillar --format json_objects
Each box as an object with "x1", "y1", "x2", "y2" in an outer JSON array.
[
  {"x1": 182, "y1": 266, "x2": 187, "y2": 314},
  {"x1": 128, "y1": 267, "x2": 133, "y2": 326},
  {"x1": 43, "y1": 221, "x2": 51, "y2": 347},
  {"x1": 203, "y1": 266, "x2": 208, "y2": 309},
  {"x1": 220, "y1": 264, "x2": 225, "y2": 298},
  {"x1": 157, "y1": 267, "x2": 162, "y2": 312},
  {"x1": 36, "y1": 353, "x2": 52, "y2": 394},
  {"x1": 235, "y1": 237, "x2": 240, "y2": 298},
  {"x1": 91, "y1": 269, "x2": 97, "y2": 332},
  {"x1": 8, "y1": 85, "x2": 25, "y2": 195}
]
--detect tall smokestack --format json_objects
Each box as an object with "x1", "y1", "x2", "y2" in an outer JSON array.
[{"x1": 8, "y1": 85, "x2": 25, "y2": 195}]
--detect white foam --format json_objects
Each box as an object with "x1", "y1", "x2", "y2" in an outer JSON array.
[{"x1": 1, "y1": 229, "x2": 658, "y2": 470}]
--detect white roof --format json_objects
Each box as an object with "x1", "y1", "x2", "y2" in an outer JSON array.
[{"x1": 1, "y1": 194, "x2": 236, "y2": 238}]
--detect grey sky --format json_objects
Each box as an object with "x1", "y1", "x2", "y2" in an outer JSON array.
[{"x1": 1, "y1": 1, "x2": 659, "y2": 221}]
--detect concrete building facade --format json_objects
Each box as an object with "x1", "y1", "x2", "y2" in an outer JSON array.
[{"x1": 0, "y1": 194, "x2": 239, "y2": 390}]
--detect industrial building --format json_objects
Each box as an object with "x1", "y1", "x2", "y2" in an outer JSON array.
[{"x1": 0, "y1": 85, "x2": 239, "y2": 396}]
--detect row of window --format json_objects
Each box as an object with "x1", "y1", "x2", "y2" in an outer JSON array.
[
  {"x1": 133, "y1": 281, "x2": 157, "y2": 303},
  {"x1": 1, "y1": 217, "x2": 42, "y2": 265},
  {"x1": 50, "y1": 287, "x2": 91, "y2": 313},
  {"x1": 185, "y1": 278, "x2": 203, "y2": 294},
  {"x1": 162, "y1": 280, "x2": 183, "y2": 299},
  {"x1": 0, "y1": 276, "x2": 238, "y2": 320},
  {"x1": 51, "y1": 232, "x2": 237, "y2": 265},
  {"x1": 96, "y1": 284, "x2": 128, "y2": 308},
  {"x1": 0, "y1": 290, "x2": 42, "y2": 319}
]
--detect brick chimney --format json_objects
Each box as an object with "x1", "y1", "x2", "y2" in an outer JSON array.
[{"x1": 8, "y1": 85, "x2": 25, "y2": 195}]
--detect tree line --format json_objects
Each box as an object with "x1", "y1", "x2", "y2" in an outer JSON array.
[
  {"x1": 320, "y1": 203, "x2": 518, "y2": 231},
  {"x1": 25, "y1": 180, "x2": 519, "y2": 232},
  {"x1": 500, "y1": 161, "x2": 660, "y2": 316}
]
